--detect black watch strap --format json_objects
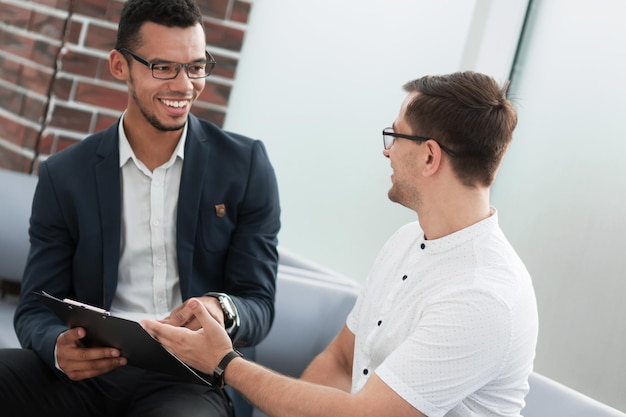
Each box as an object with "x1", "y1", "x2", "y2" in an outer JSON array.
[{"x1": 213, "y1": 350, "x2": 243, "y2": 388}]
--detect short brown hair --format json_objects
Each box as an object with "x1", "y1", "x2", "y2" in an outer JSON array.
[{"x1": 403, "y1": 71, "x2": 517, "y2": 187}]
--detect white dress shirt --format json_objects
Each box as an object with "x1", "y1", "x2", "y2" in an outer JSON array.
[{"x1": 110, "y1": 114, "x2": 187, "y2": 322}]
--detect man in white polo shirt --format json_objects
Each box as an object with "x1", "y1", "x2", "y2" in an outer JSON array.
[{"x1": 144, "y1": 71, "x2": 539, "y2": 417}]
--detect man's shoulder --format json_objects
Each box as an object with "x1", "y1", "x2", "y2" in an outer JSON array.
[
  {"x1": 188, "y1": 114, "x2": 258, "y2": 148},
  {"x1": 45, "y1": 122, "x2": 118, "y2": 166},
  {"x1": 391, "y1": 221, "x2": 423, "y2": 241}
]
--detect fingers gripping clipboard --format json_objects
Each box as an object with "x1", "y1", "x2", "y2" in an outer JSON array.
[{"x1": 36, "y1": 291, "x2": 214, "y2": 385}]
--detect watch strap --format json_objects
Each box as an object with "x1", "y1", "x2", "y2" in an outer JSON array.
[{"x1": 214, "y1": 350, "x2": 243, "y2": 388}]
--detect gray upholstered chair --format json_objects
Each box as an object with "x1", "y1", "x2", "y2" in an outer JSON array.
[
  {"x1": 523, "y1": 372, "x2": 625, "y2": 417},
  {"x1": 0, "y1": 168, "x2": 37, "y2": 348},
  {"x1": 0, "y1": 169, "x2": 36, "y2": 287},
  {"x1": 227, "y1": 249, "x2": 361, "y2": 417}
]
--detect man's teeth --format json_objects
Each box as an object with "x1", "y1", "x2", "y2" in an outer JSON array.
[{"x1": 162, "y1": 99, "x2": 188, "y2": 108}]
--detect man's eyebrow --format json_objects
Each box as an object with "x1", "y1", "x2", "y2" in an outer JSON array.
[{"x1": 150, "y1": 56, "x2": 208, "y2": 64}]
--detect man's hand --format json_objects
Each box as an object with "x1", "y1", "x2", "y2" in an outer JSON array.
[
  {"x1": 160, "y1": 295, "x2": 224, "y2": 330},
  {"x1": 142, "y1": 298, "x2": 232, "y2": 374},
  {"x1": 56, "y1": 327, "x2": 127, "y2": 381}
]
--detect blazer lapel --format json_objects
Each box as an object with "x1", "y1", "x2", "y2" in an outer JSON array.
[
  {"x1": 177, "y1": 115, "x2": 210, "y2": 298},
  {"x1": 95, "y1": 122, "x2": 122, "y2": 307}
]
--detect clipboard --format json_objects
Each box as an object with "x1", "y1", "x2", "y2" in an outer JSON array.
[{"x1": 36, "y1": 291, "x2": 214, "y2": 386}]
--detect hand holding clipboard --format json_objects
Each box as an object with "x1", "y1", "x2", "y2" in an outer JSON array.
[{"x1": 36, "y1": 291, "x2": 214, "y2": 385}]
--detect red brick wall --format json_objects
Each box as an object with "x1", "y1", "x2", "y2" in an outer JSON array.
[{"x1": 0, "y1": 0, "x2": 253, "y2": 173}]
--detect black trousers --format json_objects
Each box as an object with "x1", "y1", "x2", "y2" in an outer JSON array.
[{"x1": 0, "y1": 349, "x2": 234, "y2": 417}]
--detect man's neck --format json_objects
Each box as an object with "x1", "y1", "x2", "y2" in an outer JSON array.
[
  {"x1": 418, "y1": 187, "x2": 492, "y2": 240},
  {"x1": 129, "y1": 135, "x2": 180, "y2": 172},
  {"x1": 123, "y1": 118, "x2": 183, "y2": 172}
]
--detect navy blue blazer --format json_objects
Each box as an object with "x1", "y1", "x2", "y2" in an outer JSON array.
[{"x1": 14, "y1": 114, "x2": 281, "y2": 369}]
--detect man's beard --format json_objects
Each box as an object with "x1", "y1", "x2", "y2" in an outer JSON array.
[
  {"x1": 140, "y1": 105, "x2": 185, "y2": 132},
  {"x1": 388, "y1": 185, "x2": 400, "y2": 204},
  {"x1": 388, "y1": 183, "x2": 419, "y2": 210},
  {"x1": 130, "y1": 84, "x2": 186, "y2": 132}
]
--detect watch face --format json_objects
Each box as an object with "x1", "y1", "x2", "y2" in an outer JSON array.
[
  {"x1": 207, "y1": 292, "x2": 238, "y2": 332},
  {"x1": 221, "y1": 296, "x2": 236, "y2": 318}
]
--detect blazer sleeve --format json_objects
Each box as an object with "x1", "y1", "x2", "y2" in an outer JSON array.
[
  {"x1": 13, "y1": 162, "x2": 77, "y2": 370},
  {"x1": 224, "y1": 140, "x2": 281, "y2": 347}
]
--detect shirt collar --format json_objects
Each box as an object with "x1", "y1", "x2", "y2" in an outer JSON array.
[
  {"x1": 419, "y1": 208, "x2": 499, "y2": 254},
  {"x1": 118, "y1": 112, "x2": 187, "y2": 168}
]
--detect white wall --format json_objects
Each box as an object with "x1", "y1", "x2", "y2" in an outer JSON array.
[
  {"x1": 224, "y1": 0, "x2": 527, "y2": 283},
  {"x1": 492, "y1": 0, "x2": 626, "y2": 411}
]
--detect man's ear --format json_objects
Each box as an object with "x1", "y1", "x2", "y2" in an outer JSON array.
[
  {"x1": 422, "y1": 140, "x2": 443, "y2": 177},
  {"x1": 109, "y1": 49, "x2": 128, "y2": 81}
]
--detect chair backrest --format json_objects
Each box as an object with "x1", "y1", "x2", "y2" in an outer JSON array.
[
  {"x1": 0, "y1": 169, "x2": 38, "y2": 283},
  {"x1": 523, "y1": 372, "x2": 625, "y2": 417},
  {"x1": 254, "y1": 264, "x2": 360, "y2": 377},
  {"x1": 228, "y1": 254, "x2": 360, "y2": 417}
]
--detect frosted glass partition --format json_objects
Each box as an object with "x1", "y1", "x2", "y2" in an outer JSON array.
[{"x1": 492, "y1": 0, "x2": 626, "y2": 411}]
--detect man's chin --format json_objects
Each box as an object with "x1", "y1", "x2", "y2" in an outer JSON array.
[
  {"x1": 157, "y1": 123, "x2": 186, "y2": 132},
  {"x1": 388, "y1": 188, "x2": 410, "y2": 208},
  {"x1": 148, "y1": 117, "x2": 186, "y2": 132},
  {"x1": 388, "y1": 188, "x2": 399, "y2": 203},
  {"x1": 137, "y1": 108, "x2": 187, "y2": 133}
]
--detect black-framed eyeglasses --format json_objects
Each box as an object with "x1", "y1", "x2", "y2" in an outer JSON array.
[
  {"x1": 117, "y1": 48, "x2": 217, "y2": 80},
  {"x1": 382, "y1": 127, "x2": 457, "y2": 156}
]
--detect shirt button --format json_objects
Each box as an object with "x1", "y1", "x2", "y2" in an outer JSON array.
[
  {"x1": 420, "y1": 243, "x2": 426, "y2": 249},
  {"x1": 377, "y1": 320, "x2": 382, "y2": 326},
  {"x1": 402, "y1": 275, "x2": 407, "y2": 281},
  {"x1": 363, "y1": 369, "x2": 369, "y2": 375}
]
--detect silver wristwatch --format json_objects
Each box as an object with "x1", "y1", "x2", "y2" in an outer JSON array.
[{"x1": 206, "y1": 292, "x2": 240, "y2": 334}]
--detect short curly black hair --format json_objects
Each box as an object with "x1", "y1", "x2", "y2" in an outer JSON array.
[{"x1": 115, "y1": 0, "x2": 204, "y2": 50}]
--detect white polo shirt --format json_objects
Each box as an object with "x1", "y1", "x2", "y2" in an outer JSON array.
[{"x1": 347, "y1": 210, "x2": 538, "y2": 417}]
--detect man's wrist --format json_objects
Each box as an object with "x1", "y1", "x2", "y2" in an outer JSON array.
[
  {"x1": 205, "y1": 292, "x2": 240, "y2": 335},
  {"x1": 214, "y1": 349, "x2": 243, "y2": 388},
  {"x1": 53, "y1": 344, "x2": 64, "y2": 373}
]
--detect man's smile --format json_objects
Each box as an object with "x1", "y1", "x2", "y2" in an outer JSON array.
[{"x1": 160, "y1": 99, "x2": 190, "y2": 109}]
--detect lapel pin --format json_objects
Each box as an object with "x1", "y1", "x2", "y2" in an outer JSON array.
[{"x1": 215, "y1": 204, "x2": 226, "y2": 218}]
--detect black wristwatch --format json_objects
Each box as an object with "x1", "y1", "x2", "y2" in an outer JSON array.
[
  {"x1": 214, "y1": 350, "x2": 243, "y2": 388},
  {"x1": 206, "y1": 292, "x2": 240, "y2": 334}
]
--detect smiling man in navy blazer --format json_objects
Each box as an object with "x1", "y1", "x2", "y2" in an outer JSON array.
[{"x1": 0, "y1": 0, "x2": 280, "y2": 416}]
